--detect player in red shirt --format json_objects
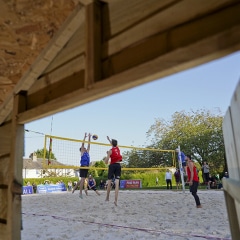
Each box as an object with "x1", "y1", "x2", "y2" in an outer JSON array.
[
  {"x1": 186, "y1": 155, "x2": 202, "y2": 208},
  {"x1": 104, "y1": 136, "x2": 122, "y2": 206}
]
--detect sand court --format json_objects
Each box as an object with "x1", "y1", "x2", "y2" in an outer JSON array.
[{"x1": 21, "y1": 190, "x2": 231, "y2": 240}]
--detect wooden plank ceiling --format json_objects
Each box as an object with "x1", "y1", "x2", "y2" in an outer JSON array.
[{"x1": 0, "y1": 0, "x2": 240, "y2": 124}]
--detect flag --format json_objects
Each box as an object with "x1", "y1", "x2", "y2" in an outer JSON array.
[{"x1": 48, "y1": 138, "x2": 52, "y2": 165}]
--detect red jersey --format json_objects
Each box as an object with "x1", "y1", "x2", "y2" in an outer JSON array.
[
  {"x1": 187, "y1": 163, "x2": 199, "y2": 182},
  {"x1": 110, "y1": 147, "x2": 122, "y2": 164}
]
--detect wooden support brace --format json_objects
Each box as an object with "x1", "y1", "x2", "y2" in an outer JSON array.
[
  {"x1": 7, "y1": 91, "x2": 25, "y2": 240},
  {"x1": 85, "y1": 0, "x2": 102, "y2": 87},
  {"x1": 223, "y1": 178, "x2": 240, "y2": 239}
]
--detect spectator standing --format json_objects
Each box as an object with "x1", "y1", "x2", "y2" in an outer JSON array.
[
  {"x1": 165, "y1": 169, "x2": 172, "y2": 189},
  {"x1": 32, "y1": 183, "x2": 37, "y2": 193},
  {"x1": 202, "y1": 161, "x2": 210, "y2": 188},
  {"x1": 67, "y1": 181, "x2": 73, "y2": 192},
  {"x1": 174, "y1": 168, "x2": 181, "y2": 190}
]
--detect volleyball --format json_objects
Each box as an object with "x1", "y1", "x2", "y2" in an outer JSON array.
[{"x1": 92, "y1": 134, "x2": 98, "y2": 140}]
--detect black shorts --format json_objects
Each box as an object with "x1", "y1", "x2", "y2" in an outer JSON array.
[
  {"x1": 108, "y1": 163, "x2": 121, "y2": 180},
  {"x1": 80, "y1": 167, "x2": 88, "y2": 178},
  {"x1": 175, "y1": 179, "x2": 180, "y2": 183},
  {"x1": 90, "y1": 186, "x2": 97, "y2": 191},
  {"x1": 204, "y1": 172, "x2": 209, "y2": 182},
  {"x1": 190, "y1": 181, "x2": 199, "y2": 193}
]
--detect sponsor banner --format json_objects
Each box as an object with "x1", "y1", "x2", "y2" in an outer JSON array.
[
  {"x1": 22, "y1": 186, "x2": 33, "y2": 195},
  {"x1": 120, "y1": 180, "x2": 142, "y2": 189},
  {"x1": 37, "y1": 183, "x2": 67, "y2": 194}
]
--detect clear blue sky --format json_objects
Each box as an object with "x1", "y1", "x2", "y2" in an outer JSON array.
[{"x1": 24, "y1": 51, "x2": 240, "y2": 158}]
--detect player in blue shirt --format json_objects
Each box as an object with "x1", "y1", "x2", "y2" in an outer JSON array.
[
  {"x1": 87, "y1": 175, "x2": 100, "y2": 196},
  {"x1": 72, "y1": 132, "x2": 91, "y2": 198}
]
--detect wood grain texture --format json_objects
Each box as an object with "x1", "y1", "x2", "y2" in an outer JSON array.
[
  {"x1": 6, "y1": 93, "x2": 25, "y2": 240},
  {"x1": 0, "y1": 123, "x2": 11, "y2": 156},
  {"x1": 102, "y1": 0, "x2": 234, "y2": 57}
]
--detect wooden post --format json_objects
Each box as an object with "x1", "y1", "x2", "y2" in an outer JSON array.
[
  {"x1": 223, "y1": 178, "x2": 240, "y2": 239},
  {"x1": 223, "y1": 80, "x2": 240, "y2": 240},
  {"x1": 85, "y1": 0, "x2": 102, "y2": 87},
  {"x1": 224, "y1": 191, "x2": 240, "y2": 239},
  {"x1": 7, "y1": 92, "x2": 26, "y2": 239}
]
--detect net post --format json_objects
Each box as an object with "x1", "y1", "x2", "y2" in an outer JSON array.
[
  {"x1": 177, "y1": 145, "x2": 185, "y2": 193},
  {"x1": 43, "y1": 135, "x2": 47, "y2": 164}
]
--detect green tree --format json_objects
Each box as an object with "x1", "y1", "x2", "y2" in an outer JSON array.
[
  {"x1": 146, "y1": 109, "x2": 225, "y2": 174},
  {"x1": 30, "y1": 148, "x2": 57, "y2": 160},
  {"x1": 123, "y1": 148, "x2": 173, "y2": 168},
  {"x1": 90, "y1": 160, "x2": 107, "y2": 177}
]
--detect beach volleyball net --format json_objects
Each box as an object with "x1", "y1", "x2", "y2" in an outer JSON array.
[{"x1": 42, "y1": 135, "x2": 176, "y2": 171}]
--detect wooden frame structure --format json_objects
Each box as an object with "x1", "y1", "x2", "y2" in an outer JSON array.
[
  {"x1": 222, "y1": 80, "x2": 240, "y2": 240},
  {"x1": 0, "y1": 0, "x2": 240, "y2": 239}
]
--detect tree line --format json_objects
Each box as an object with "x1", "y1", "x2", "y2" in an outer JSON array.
[{"x1": 124, "y1": 109, "x2": 227, "y2": 175}]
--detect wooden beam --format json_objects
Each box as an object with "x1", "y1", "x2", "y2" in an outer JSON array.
[
  {"x1": 223, "y1": 107, "x2": 240, "y2": 180},
  {"x1": 102, "y1": 0, "x2": 234, "y2": 57},
  {"x1": 0, "y1": 94, "x2": 13, "y2": 125},
  {"x1": 223, "y1": 178, "x2": 240, "y2": 205},
  {"x1": 27, "y1": 70, "x2": 85, "y2": 109},
  {"x1": 79, "y1": 0, "x2": 94, "y2": 5},
  {"x1": 0, "y1": 154, "x2": 10, "y2": 235},
  {"x1": 103, "y1": 2, "x2": 240, "y2": 78},
  {"x1": 15, "y1": 21, "x2": 240, "y2": 124},
  {"x1": 7, "y1": 92, "x2": 25, "y2": 240},
  {"x1": 229, "y1": 80, "x2": 240, "y2": 165},
  {"x1": 43, "y1": 25, "x2": 85, "y2": 74},
  {"x1": 223, "y1": 178, "x2": 240, "y2": 239},
  {"x1": 0, "y1": 122, "x2": 11, "y2": 156},
  {"x1": 4, "y1": 0, "x2": 240, "y2": 124},
  {"x1": 84, "y1": 0, "x2": 102, "y2": 87},
  {"x1": 28, "y1": 55, "x2": 85, "y2": 96},
  {"x1": 101, "y1": 0, "x2": 178, "y2": 41}
]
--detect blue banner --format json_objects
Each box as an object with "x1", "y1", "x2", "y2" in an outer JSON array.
[
  {"x1": 37, "y1": 183, "x2": 67, "y2": 194},
  {"x1": 22, "y1": 186, "x2": 33, "y2": 195}
]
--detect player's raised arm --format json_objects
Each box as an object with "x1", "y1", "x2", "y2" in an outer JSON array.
[
  {"x1": 87, "y1": 133, "x2": 91, "y2": 152},
  {"x1": 107, "y1": 136, "x2": 112, "y2": 145},
  {"x1": 80, "y1": 132, "x2": 87, "y2": 155}
]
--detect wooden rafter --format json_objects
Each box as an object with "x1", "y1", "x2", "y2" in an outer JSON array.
[
  {"x1": 84, "y1": 0, "x2": 102, "y2": 87},
  {"x1": 12, "y1": 0, "x2": 240, "y2": 124},
  {"x1": 0, "y1": 0, "x2": 240, "y2": 127}
]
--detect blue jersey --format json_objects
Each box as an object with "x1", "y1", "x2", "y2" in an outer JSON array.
[
  {"x1": 80, "y1": 152, "x2": 90, "y2": 166},
  {"x1": 178, "y1": 151, "x2": 186, "y2": 163},
  {"x1": 88, "y1": 179, "x2": 95, "y2": 187}
]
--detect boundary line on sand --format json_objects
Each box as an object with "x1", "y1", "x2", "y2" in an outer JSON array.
[{"x1": 22, "y1": 212, "x2": 231, "y2": 240}]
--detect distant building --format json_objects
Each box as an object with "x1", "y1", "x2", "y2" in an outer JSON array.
[{"x1": 23, "y1": 155, "x2": 77, "y2": 178}]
